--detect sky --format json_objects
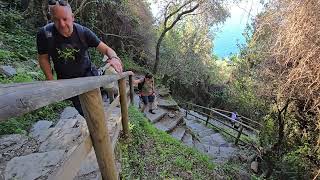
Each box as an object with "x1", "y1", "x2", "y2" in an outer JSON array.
[
  {"x1": 147, "y1": 0, "x2": 265, "y2": 58},
  {"x1": 212, "y1": 1, "x2": 264, "y2": 58}
]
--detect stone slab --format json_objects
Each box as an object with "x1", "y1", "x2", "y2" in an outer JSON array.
[
  {"x1": 5, "y1": 150, "x2": 66, "y2": 180},
  {"x1": 145, "y1": 108, "x2": 167, "y2": 123},
  {"x1": 60, "y1": 106, "x2": 79, "y2": 119},
  {"x1": 0, "y1": 65, "x2": 16, "y2": 77},
  {"x1": 182, "y1": 133, "x2": 193, "y2": 147},
  {"x1": 39, "y1": 128, "x2": 83, "y2": 152},
  {"x1": 154, "y1": 114, "x2": 183, "y2": 132},
  {"x1": 157, "y1": 98, "x2": 179, "y2": 110},
  {"x1": 170, "y1": 127, "x2": 186, "y2": 141}
]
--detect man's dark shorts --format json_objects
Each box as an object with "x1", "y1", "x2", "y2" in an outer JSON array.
[{"x1": 141, "y1": 95, "x2": 155, "y2": 105}]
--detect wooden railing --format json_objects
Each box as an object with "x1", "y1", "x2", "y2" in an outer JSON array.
[
  {"x1": 0, "y1": 71, "x2": 134, "y2": 180},
  {"x1": 183, "y1": 102, "x2": 260, "y2": 145}
]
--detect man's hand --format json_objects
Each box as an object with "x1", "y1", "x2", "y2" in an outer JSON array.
[{"x1": 108, "y1": 57, "x2": 123, "y2": 73}]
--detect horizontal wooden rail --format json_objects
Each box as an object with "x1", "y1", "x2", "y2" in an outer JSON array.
[
  {"x1": 190, "y1": 109, "x2": 249, "y2": 137},
  {"x1": 185, "y1": 102, "x2": 259, "y2": 133},
  {"x1": 186, "y1": 111, "x2": 246, "y2": 144},
  {"x1": 211, "y1": 107, "x2": 262, "y2": 127},
  {"x1": 0, "y1": 71, "x2": 133, "y2": 121}
]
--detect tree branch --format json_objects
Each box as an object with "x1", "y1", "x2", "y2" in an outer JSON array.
[{"x1": 74, "y1": 0, "x2": 97, "y2": 16}]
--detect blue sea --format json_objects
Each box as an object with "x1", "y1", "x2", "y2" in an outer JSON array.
[{"x1": 213, "y1": 2, "x2": 264, "y2": 59}]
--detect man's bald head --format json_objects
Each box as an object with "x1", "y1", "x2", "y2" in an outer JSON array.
[
  {"x1": 49, "y1": 3, "x2": 74, "y2": 37},
  {"x1": 49, "y1": 3, "x2": 72, "y2": 16}
]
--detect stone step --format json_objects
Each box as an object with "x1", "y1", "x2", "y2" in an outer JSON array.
[
  {"x1": 157, "y1": 98, "x2": 179, "y2": 110},
  {"x1": 182, "y1": 132, "x2": 193, "y2": 147},
  {"x1": 170, "y1": 127, "x2": 186, "y2": 141},
  {"x1": 146, "y1": 107, "x2": 167, "y2": 123},
  {"x1": 154, "y1": 113, "x2": 184, "y2": 132}
]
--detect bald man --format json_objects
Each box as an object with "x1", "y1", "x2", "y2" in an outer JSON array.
[{"x1": 36, "y1": 1, "x2": 123, "y2": 115}]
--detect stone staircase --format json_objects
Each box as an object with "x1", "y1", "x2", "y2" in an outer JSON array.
[
  {"x1": 137, "y1": 93, "x2": 239, "y2": 164},
  {"x1": 0, "y1": 98, "x2": 123, "y2": 180}
]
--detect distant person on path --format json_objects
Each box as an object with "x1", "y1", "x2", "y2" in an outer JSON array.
[
  {"x1": 134, "y1": 73, "x2": 156, "y2": 114},
  {"x1": 36, "y1": 0, "x2": 123, "y2": 116},
  {"x1": 231, "y1": 112, "x2": 239, "y2": 128}
]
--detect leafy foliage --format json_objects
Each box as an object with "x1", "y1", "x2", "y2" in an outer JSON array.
[
  {"x1": 234, "y1": 0, "x2": 320, "y2": 178},
  {"x1": 0, "y1": 101, "x2": 70, "y2": 135},
  {"x1": 0, "y1": 9, "x2": 23, "y2": 31},
  {"x1": 117, "y1": 106, "x2": 216, "y2": 179}
]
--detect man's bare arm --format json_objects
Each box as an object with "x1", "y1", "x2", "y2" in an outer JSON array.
[
  {"x1": 38, "y1": 54, "x2": 54, "y2": 80},
  {"x1": 96, "y1": 42, "x2": 123, "y2": 73}
]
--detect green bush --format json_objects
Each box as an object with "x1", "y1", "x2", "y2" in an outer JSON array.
[
  {"x1": 274, "y1": 145, "x2": 315, "y2": 179},
  {"x1": 120, "y1": 53, "x2": 149, "y2": 73},
  {"x1": 0, "y1": 10, "x2": 23, "y2": 31},
  {"x1": 259, "y1": 115, "x2": 277, "y2": 147},
  {"x1": 0, "y1": 73, "x2": 33, "y2": 83},
  {"x1": 0, "y1": 101, "x2": 70, "y2": 135}
]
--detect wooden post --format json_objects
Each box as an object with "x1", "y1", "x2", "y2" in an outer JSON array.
[
  {"x1": 79, "y1": 88, "x2": 118, "y2": 180},
  {"x1": 235, "y1": 124, "x2": 244, "y2": 145},
  {"x1": 118, "y1": 78, "x2": 129, "y2": 137},
  {"x1": 129, "y1": 75, "x2": 134, "y2": 105},
  {"x1": 206, "y1": 111, "x2": 210, "y2": 126}
]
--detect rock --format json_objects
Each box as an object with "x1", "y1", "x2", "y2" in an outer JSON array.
[
  {"x1": 60, "y1": 106, "x2": 79, "y2": 119},
  {"x1": 145, "y1": 108, "x2": 167, "y2": 123},
  {"x1": 55, "y1": 118, "x2": 78, "y2": 129},
  {"x1": 154, "y1": 114, "x2": 184, "y2": 132},
  {"x1": 251, "y1": 161, "x2": 259, "y2": 173},
  {"x1": 31, "y1": 120, "x2": 53, "y2": 131},
  {"x1": 171, "y1": 127, "x2": 186, "y2": 141},
  {"x1": 207, "y1": 146, "x2": 236, "y2": 163},
  {"x1": 248, "y1": 154, "x2": 257, "y2": 162},
  {"x1": 38, "y1": 128, "x2": 84, "y2": 152},
  {"x1": 29, "y1": 120, "x2": 53, "y2": 142},
  {"x1": 239, "y1": 154, "x2": 249, "y2": 162},
  {"x1": 77, "y1": 150, "x2": 99, "y2": 176},
  {"x1": 182, "y1": 133, "x2": 193, "y2": 147},
  {"x1": 0, "y1": 134, "x2": 28, "y2": 155},
  {"x1": 238, "y1": 169, "x2": 251, "y2": 180},
  {"x1": 5, "y1": 150, "x2": 65, "y2": 180},
  {"x1": 0, "y1": 65, "x2": 16, "y2": 77},
  {"x1": 168, "y1": 112, "x2": 175, "y2": 118},
  {"x1": 194, "y1": 141, "x2": 210, "y2": 153}
]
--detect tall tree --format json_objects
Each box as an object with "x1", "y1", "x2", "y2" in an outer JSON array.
[{"x1": 152, "y1": 0, "x2": 229, "y2": 74}]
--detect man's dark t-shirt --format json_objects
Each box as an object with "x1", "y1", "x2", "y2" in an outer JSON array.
[{"x1": 36, "y1": 24, "x2": 100, "y2": 79}]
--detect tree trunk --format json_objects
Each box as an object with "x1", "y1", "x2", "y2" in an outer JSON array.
[{"x1": 153, "y1": 30, "x2": 167, "y2": 74}]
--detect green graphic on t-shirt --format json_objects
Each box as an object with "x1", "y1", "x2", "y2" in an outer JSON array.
[{"x1": 57, "y1": 47, "x2": 79, "y2": 61}]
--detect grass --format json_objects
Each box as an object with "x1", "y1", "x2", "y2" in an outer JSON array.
[
  {"x1": 0, "y1": 101, "x2": 71, "y2": 135},
  {"x1": 117, "y1": 106, "x2": 216, "y2": 179}
]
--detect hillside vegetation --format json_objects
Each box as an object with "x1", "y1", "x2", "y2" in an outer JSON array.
[{"x1": 0, "y1": 0, "x2": 319, "y2": 179}]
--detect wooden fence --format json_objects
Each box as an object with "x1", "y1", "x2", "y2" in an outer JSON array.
[
  {"x1": 0, "y1": 71, "x2": 134, "y2": 180},
  {"x1": 183, "y1": 102, "x2": 261, "y2": 145}
]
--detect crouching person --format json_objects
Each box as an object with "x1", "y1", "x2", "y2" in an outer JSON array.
[{"x1": 134, "y1": 73, "x2": 156, "y2": 114}]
